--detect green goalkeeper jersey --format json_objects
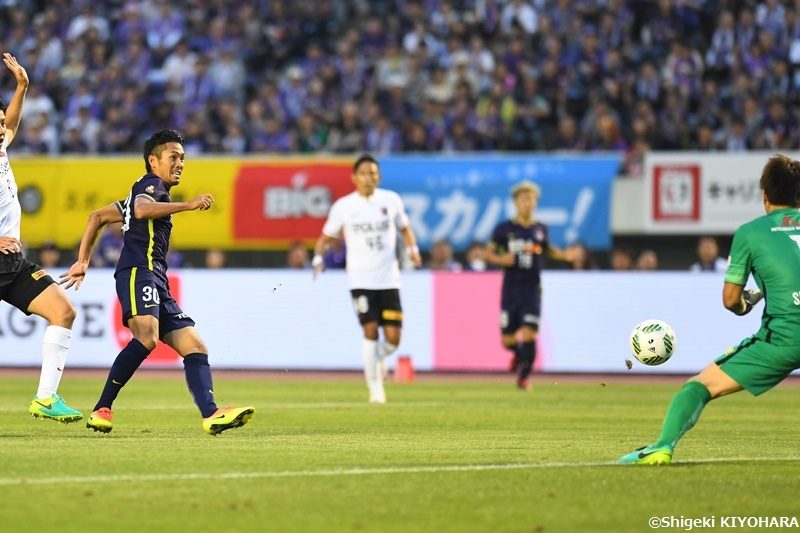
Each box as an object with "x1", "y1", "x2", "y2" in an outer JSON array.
[{"x1": 725, "y1": 207, "x2": 800, "y2": 345}]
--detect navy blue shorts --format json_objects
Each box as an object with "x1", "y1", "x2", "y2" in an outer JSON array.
[
  {"x1": 115, "y1": 267, "x2": 195, "y2": 338},
  {"x1": 500, "y1": 287, "x2": 541, "y2": 335}
]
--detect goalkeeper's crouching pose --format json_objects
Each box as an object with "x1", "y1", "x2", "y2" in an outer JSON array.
[{"x1": 620, "y1": 154, "x2": 800, "y2": 465}]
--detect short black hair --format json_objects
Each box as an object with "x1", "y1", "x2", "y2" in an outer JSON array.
[
  {"x1": 760, "y1": 154, "x2": 800, "y2": 207},
  {"x1": 353, "y1": 153, "x2": 378, "y2": 173},
  {"x1": 0, "y1": 98, "x2": 6, "y2": 113},
  {"x1": 143, "y1": 129, "x2": 184, "y2": 173}
]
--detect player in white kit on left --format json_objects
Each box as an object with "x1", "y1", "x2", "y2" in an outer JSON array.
[
  {"x1": 0, "y1": 53, "x2": 81, "y2": 422},
  {"x1": 313, "y1": 154, "x2": 422, "y2": 403}
]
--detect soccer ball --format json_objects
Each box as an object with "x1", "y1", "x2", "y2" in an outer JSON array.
[{"x1": 629, "y1": 319, "x2": 676, "y2": 366}]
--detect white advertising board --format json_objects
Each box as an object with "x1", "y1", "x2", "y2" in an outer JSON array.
[
  {"x1": 0, "y1": 269, "x2": 774, "y2": 374},
  {"x1": 0, "y1": 269, "x2": 434, "y2": 370},
  {"x1": 644, "y1": 152, "x2": 776, "y2": 234},
  {"x1": 539, "y1": 272, "x2": 762, "y2": 373}
]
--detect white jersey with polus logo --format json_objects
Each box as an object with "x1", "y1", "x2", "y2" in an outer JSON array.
[
  {"x1": 0, "y1": 137, "x2": 21, "y2": 240},
  {"x1": 322, "y1": 188, "x2": 410, "y2": 290}
]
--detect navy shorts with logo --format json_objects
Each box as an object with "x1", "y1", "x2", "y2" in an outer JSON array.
[
  {"x1": 500, "y1": 286, "x2": 541, "y2": 335},
  {"x1": 115, "y1": 267, "x2": 195, "y2": 338},
  {"x1": 0, "y1": 252, "x2": 54, "y2": 315},
  {"x1": 350, "y1": 288, "x2": 403, "y2": 326}
]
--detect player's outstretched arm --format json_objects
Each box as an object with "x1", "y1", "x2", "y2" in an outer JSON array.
[
  {"x1": 546, "y1": 244, "x2": 577, "y2": 263},
  {"x1": 134, "y1": 193, "x2": 214, "y2": 219},
  {"x1": 312, "y1": 233, "x2": 335, "y2": 278},
  {"x1": 2, "y1": 52, "x2": 29, "y2": 146},
  {"x1": 59, "y1": 203, "x2": 122, "y2": 290},
  {"x1": 400, "y1": 226, "x2": 422, "y2": 267}
]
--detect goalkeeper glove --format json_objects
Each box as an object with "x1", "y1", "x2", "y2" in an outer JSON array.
[
  {"x1": 743, "y1": 289, "x2": 763, "y2": 306},
  {"x1": 735, "y1": 289, "x2": 763, "y2": 316}
]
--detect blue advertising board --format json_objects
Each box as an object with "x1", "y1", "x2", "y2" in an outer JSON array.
[{"x1": 379, "y1": 155, "x2": 621, "y2": 251}]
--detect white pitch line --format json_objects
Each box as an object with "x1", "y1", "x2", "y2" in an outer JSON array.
[{"x1": 1, "y1": 457, "x2": 799, "y2": 486}]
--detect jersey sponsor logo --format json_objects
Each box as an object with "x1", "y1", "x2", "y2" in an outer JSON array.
[
  {"x1": 351, "y1": 220, "x2": 390, "y2": 233},
  {"x1": 31, "y1": 269, "x2": 47, "y2": 281},
  {"x1": 772, "y1": 215, "x2": 800, "y2": 232}
]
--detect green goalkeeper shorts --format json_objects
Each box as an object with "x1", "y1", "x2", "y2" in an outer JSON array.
[{"x1": 715, "y1": 335, "x2": 800, "y2": 396}]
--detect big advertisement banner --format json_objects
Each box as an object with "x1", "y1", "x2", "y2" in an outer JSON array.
[
  {"x1": 380, "y1": 155, "x2": 621, "y2": 250},
  {"x1": 13, "y1": 155, "x2": 619, "y2": 251},
  {"x1": 645, "y1": 152, "x2": 774, "y2": 233}
]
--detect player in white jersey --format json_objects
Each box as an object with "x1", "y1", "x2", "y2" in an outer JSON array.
[
  {"x1": 0, "y1": 53, "x2": 82, "y2": 422},
  {"x1": 313, "y1": 154, "x2": 421, "y2": 403}
]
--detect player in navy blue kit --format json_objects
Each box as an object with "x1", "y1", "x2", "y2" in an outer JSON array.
[
  {"x1": 61, "y1": 129, "x2": 254, "y2": 435},
  {"x1": 485, "y1": 181, "x2": 575, "y2": 390}
]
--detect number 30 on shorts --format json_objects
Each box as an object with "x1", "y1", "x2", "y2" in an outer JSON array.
[{"x1": 142, "y1": 285, "x2": 160, "y2": 304}]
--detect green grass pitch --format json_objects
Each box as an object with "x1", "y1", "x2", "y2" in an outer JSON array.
[{"x1": 1, "y1": 371, "x2": 798, "y2": 532}]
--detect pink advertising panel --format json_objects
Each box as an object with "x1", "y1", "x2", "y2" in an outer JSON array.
[{"x1": 432, "y1": 272, "x2": 551, "y2": 371}]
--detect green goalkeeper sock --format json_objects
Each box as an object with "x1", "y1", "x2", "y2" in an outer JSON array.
[{"x1": 653, "y1": 381, "x2": 712, "y2": 450}]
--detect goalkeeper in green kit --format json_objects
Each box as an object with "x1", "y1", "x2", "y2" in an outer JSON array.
[{"x1": 620, "y1": 154, "x2": 800, "y2": 465}]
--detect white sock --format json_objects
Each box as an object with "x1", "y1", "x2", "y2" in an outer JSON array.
[
  {"x1": 377, "y1": 342, "x2": 398, "y2": 359},
  {"x1": 362, "y1": 338, "x2": 381, "y2": 393},
  {"x1": 37, "y1": 325, "x2": 72, "y2": 399}
]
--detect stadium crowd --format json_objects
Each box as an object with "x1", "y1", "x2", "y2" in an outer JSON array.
[{"x1": 1, "y1": 0, "x2": 798, "y2": 170}]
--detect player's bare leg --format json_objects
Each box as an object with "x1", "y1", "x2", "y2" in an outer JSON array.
[
  {"x1": 690, "y1": 363, "x2": 744, "y2": 398},
  {"x1": 362, "y1": 322, "x2": 384, "y2": 403},
  {"x1": 26, "y1": 284, "x2": 81, "y2": 422},
  {"x1": 163, "y1": 326, "x2": 254, "y2": 435},
  {"x1": 379, "y1": 325, "x2": 402, "y2": 381},
  {"x1": 87, "y1": 315, "x2": 157, "y2": 432}
]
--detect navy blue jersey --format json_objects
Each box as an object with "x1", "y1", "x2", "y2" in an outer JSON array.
[
  {"x1": 115, "y1": 174, "x2": 173, "y2": 282},
  {"x1": 489, "y1": 219, "x2": 549, "y2": 293}
]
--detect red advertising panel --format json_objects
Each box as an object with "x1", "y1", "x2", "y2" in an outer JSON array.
[
  {"x1": 233, "y1": 163, "x2": 352, "y2": 243},
  {"x1": 652, "y1": 164, "x2": 701, "y2": 221}
]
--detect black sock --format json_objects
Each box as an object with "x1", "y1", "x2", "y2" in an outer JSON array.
[
  {"x1": 516, "y1": 341, "x2": 535, "y2": 381},
  {"x1": 94, "y1": 339, "x2": 151, "y2": 411},
  {"x1": 183, "y1": 353, "x2": 218, "y2": 418}
]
